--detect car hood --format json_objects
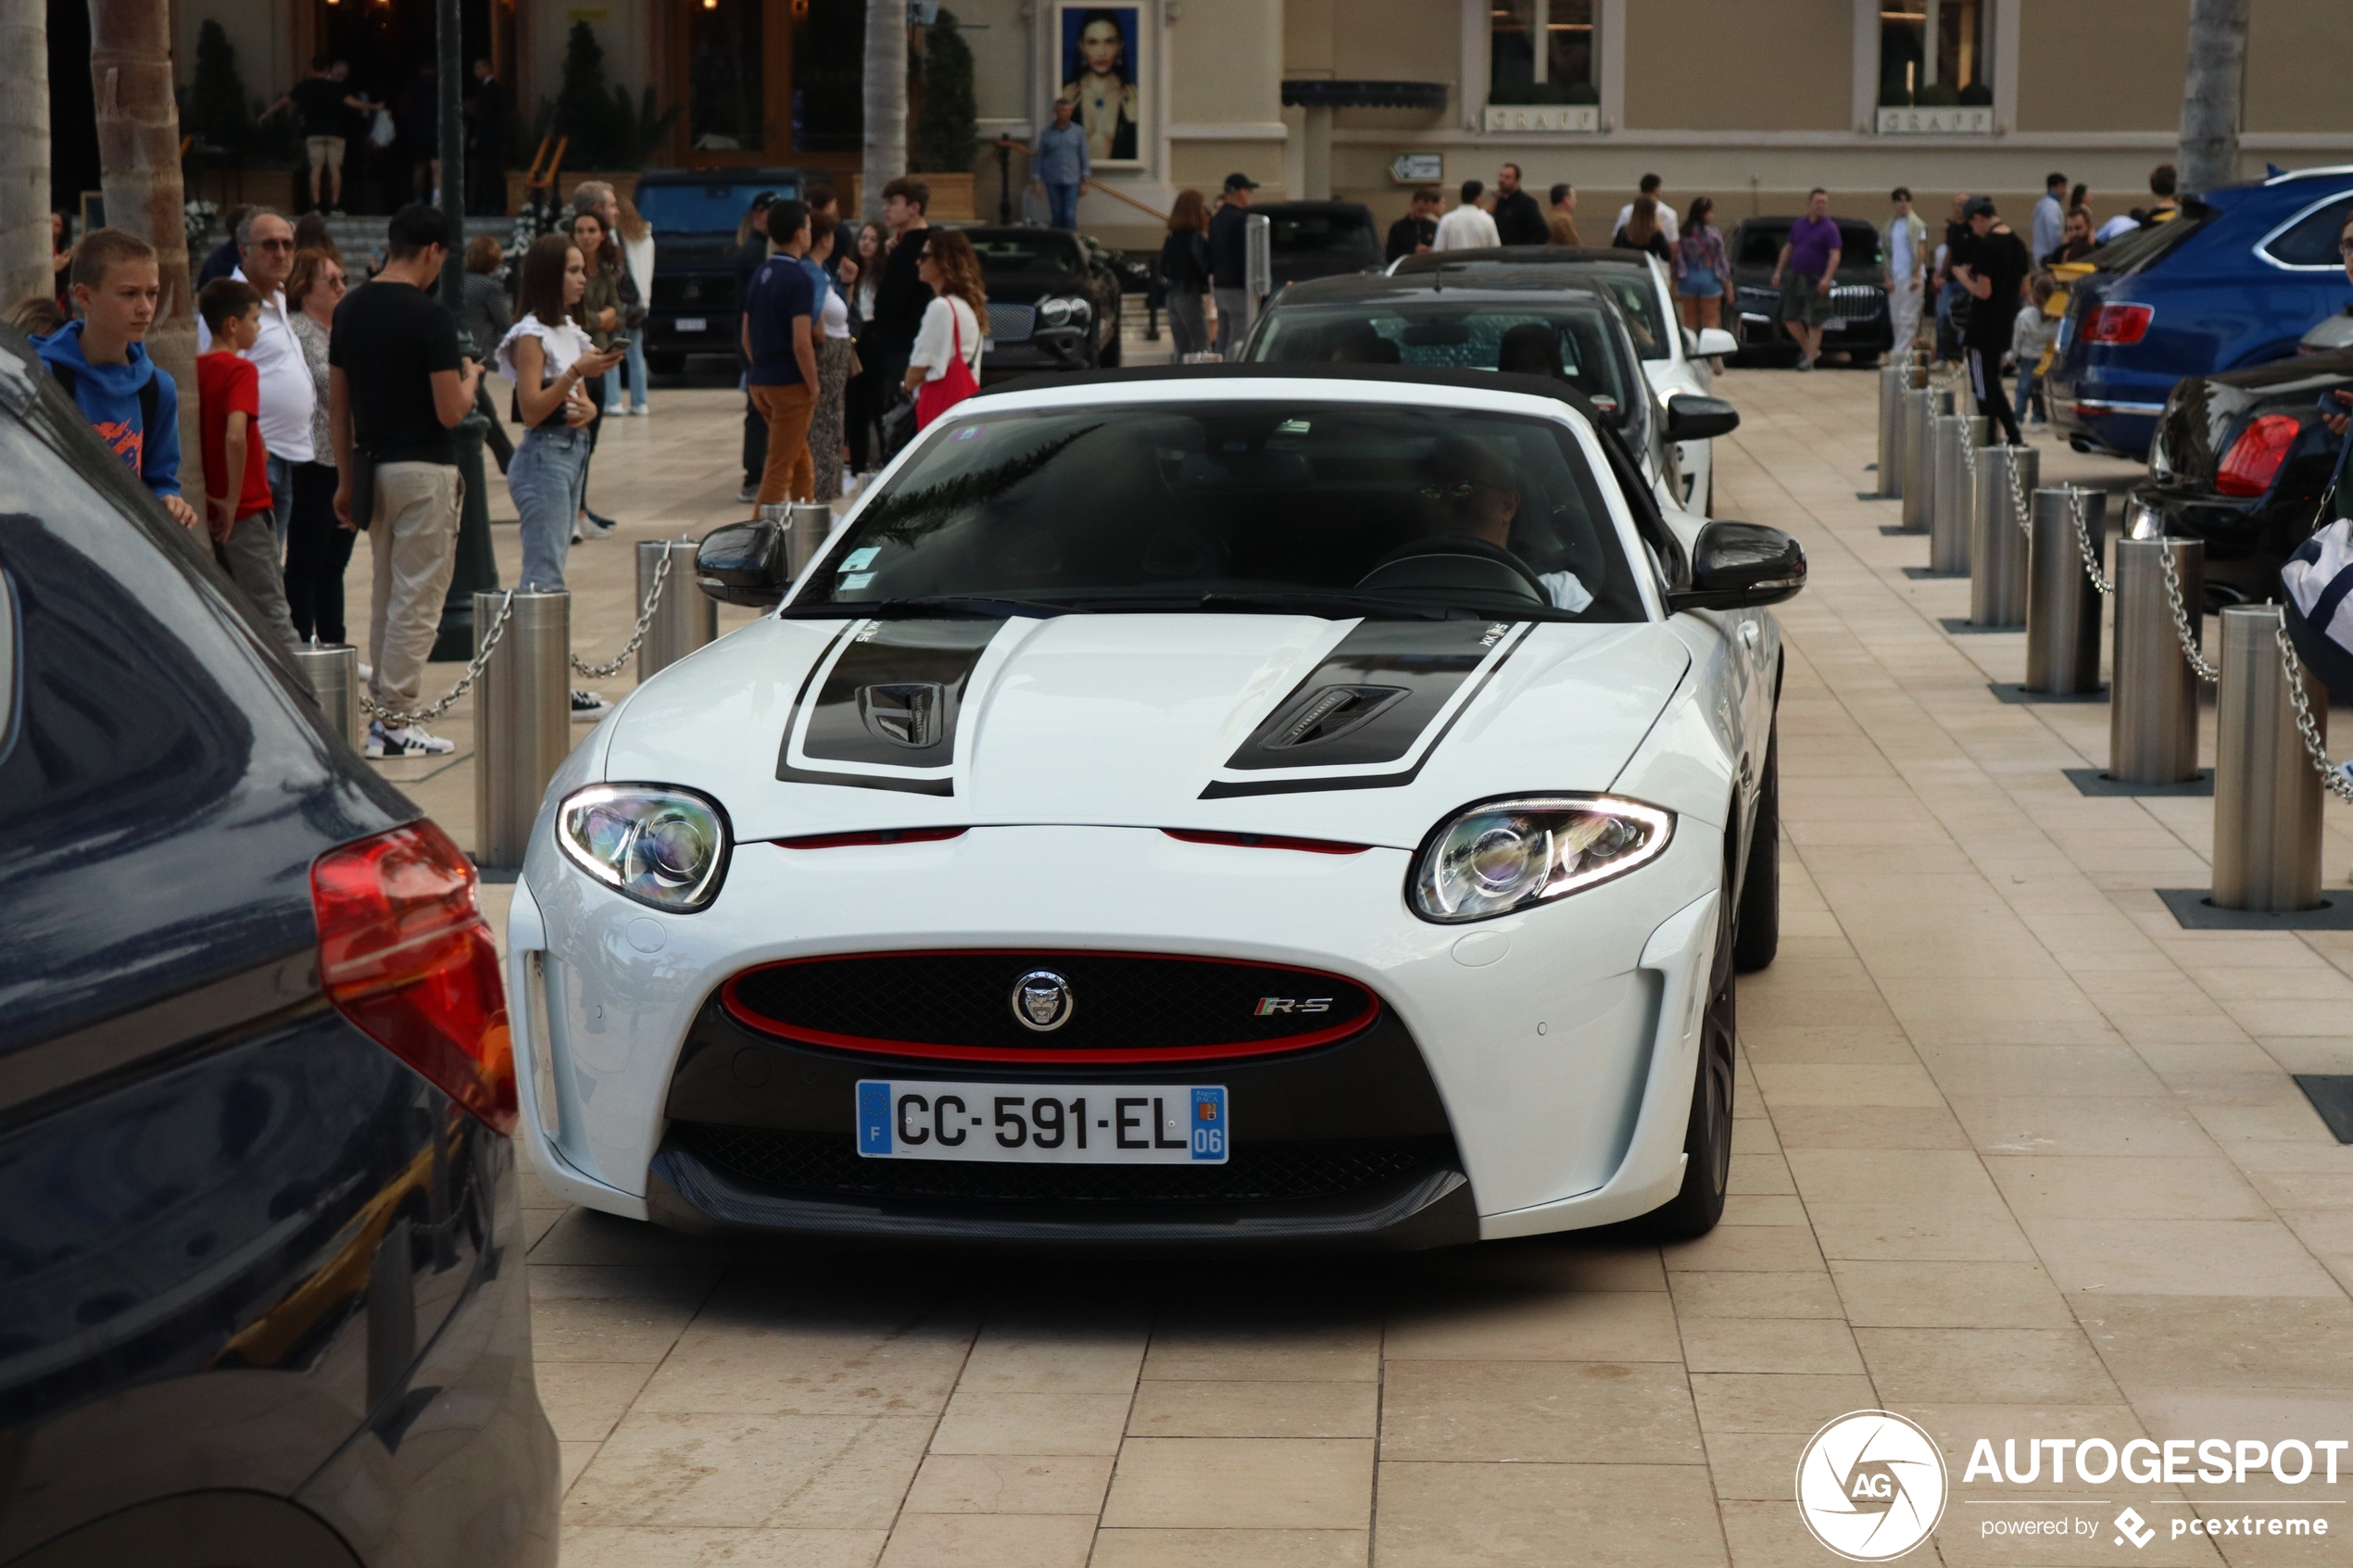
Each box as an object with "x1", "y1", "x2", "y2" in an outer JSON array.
[
  {"x1": 601, "y1": 612, "x2": 1692, "y2": 849},
  {"x1": 982, "y1": 273, "x2": 1093, "y2": 305}
]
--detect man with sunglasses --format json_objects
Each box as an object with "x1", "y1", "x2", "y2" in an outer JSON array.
[{"x1": 196, "y1": 207, "x2": 315, "y2": 556}]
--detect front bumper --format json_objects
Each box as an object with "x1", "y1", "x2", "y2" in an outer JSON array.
[
  {"x1": 980, "y1": 326, "x2": 1097, "y2": 379},
  {"x1": 510, "y1": 821, "x2": 1725, "y2": 1245}
]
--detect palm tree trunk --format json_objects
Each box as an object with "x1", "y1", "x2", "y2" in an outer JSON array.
[
  {"x1": 862, "y1": 1, "x2": 907, "y2": 222},
  {"x1": 90, "y1": 0, "x2": 201, "y2": 500},
  {"x1": 2179, "y1": 0, "x2": 2252, "y2": 197},
  {"x1": 0, "y1": 0, "x2": 51, "y2": 312}
]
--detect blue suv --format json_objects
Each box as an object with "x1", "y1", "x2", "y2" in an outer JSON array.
[{"x1": 2048, "y1": 167, "x2": 2353, "y2": 461}]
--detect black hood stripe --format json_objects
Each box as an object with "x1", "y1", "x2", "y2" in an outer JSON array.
[{"x1": 775, "y1": 618, "x2": 1006, "y2": 795}]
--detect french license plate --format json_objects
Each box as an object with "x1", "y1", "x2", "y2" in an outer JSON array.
[
  {"x1": 856, "y1": 1080, "x2": 1228, "y2": 1164},
  {"x1": 675, "y1": 316, "x2": 708, "y2": 332}
]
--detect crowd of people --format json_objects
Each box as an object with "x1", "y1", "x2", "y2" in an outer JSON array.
[{"x1": 258, "y1": 52, "x2": 509, "y2": 217}]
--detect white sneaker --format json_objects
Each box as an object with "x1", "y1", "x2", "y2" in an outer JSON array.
[
  {"x1": 736, "y1": 482, "x2": 760, "y2": 504},
  {"x1": 366, "y1": 720, "x2": 458, "y2": 759},
  {"x1": 358, "y1": 661, "x2": 373, "y2": 681},
  {"x1": 571, "y1": 689, "x2": 610, "y2": 721}
]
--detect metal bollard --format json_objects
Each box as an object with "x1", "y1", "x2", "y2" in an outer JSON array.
[
  {"x1": 293, "y1": 641, "x2": 362, "y2": 748},
  {"x1": 2026, "y1": 487, "x2": 2107, "y2": 694},
  {"x1": 2109, "y1": 537, "x2": 2203, "y2": 784},
  {"x1": 1969, "y1": 445, "x2": 2038, "y2": 627},
  {"x1": 475, "y1": 591, "x2": 572, "y2": 872},
  {"x1": 1930, "y1": 413, "x2": 1984, "y2": 574},
  {"x1": 2212, "y1": 604, "x2": 2324, "y2": 911},
  {"x1": 636, "y1": 537, "x2": 716, "y2": 683},
  {"x1": 1876, "y1": 364, "x2": 1906, "y2": 497},
  {"x1": 786, "y1": 503, "x2": 833, "y2": 580},
  {"x1": 1898, "y1": 386, "x2": 1941, "y2": 532}
]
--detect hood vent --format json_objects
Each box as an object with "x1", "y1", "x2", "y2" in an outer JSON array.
[
  {"x1": 859, "y1": 683, "x2": 946, "y2": 748},
  {"x1": 1261, "y1": 684, "x2": 1410, "y2": 750}
]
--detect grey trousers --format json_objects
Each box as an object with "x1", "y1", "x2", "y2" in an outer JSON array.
[
  {"x1": 215, "y1": 510, "x2": 301, "y2": 659},
  {"x1": 1213, "y1": 287, "x2": 1250, "y2": 357},
  {"x1": 1166, "y1": 290, "x2": 1209, "y2": 358},
  {"x1": 368, "y1": 461, "x2": 464, "y2": 712}
]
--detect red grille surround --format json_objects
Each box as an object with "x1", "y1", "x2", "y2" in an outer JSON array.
[{"x1": 720, "y1": 949, "x2": 1381, "y2": 1064}]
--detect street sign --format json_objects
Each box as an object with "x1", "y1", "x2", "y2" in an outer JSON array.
[{"x1": 1390, "y1": 154, "x2": 1443, "y2": 184}]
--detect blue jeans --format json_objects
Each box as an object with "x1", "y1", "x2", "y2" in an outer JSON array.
[
  {"x1": 267, "y1": 453, "x2": 295, "y2": 558},
  {"x1": 2013, "y1": 367, "x2": 2045, "y2": 430},
  {"x1": 604, "y1": 324, "x2": 648, "y2": 413},
  {"x1": 508, "y1": 425, "x2": 592, "y2": 592},
  {"x1": 1046, "y1": 182, "x2": 1080, "y2": 231}
]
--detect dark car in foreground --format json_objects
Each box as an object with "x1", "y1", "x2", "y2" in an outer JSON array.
[
  {"x1": 2128, "y1": 339, "x2": 2353, "y2": 609},
  {"x1": 2048, "y1": 168, "x2": 2353, "y2": 461},
  {"x1": 0, "y1": 330, "x2": 556, "y2": 1564},
  {"x1": 1255, "y1": 200, "x2": 1383, "y2": 289},
  {"x1": 636, "y1": 167, "x2": 805, "y2": 373},
  {"x1": 963, "y1": 226, "x2": 1125, "y2": 379},
  {"x1": 1726, "y1": 217, "x2": 1891, "y2": 365}
]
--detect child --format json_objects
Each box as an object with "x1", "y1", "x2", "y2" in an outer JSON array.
[
  {"x1": 31, "y1": 228, "x2": 199, "y2": 529},
  {"x1": 2012, "y1": 274, "x2": 2060, "y2": 433},
  {"x1": 197, "y1": 278, "x2": 302, "y2": 658}
]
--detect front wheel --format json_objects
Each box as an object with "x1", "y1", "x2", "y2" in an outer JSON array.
[{"x1": 1642, "y1": 899, "x2": 1736, "y2": 1238}]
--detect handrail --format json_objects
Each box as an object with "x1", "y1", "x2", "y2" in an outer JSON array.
[{"x1": 993, "y1": 138, "x2": 1173, "y2": 225}]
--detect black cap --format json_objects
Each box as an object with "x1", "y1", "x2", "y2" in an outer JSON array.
[
  {"x1": 1223, "y1": 172, "x2": 1260, "y2": 193},
  {"x1": 1964, "y1": 195, "x2": 1996, "y2": 219}
]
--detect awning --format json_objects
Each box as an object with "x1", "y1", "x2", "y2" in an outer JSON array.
[{"x1": 1279, "y1": 81, "x2": 1450, "y2": 111}]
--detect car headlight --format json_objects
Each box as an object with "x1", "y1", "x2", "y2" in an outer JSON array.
[
  {"x1": 1038, "y1": 296, "x2": 1072, "y2": 326},
  {"x1": 557, "y1": 784, "x2": 732, "y2": 912},
  {"x1": 1409, "y1": 795, "x2": 1673, "y2": 923}
]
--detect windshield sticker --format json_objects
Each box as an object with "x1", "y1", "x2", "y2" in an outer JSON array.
[
  {"x1": 839, "y1": 572, "x2": 876, "y2": 590},
  {"x1": 839, "y1": 546, "x2": 880, "y2": 571}
]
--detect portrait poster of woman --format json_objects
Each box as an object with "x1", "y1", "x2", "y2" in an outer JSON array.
[{"x1": 1056, "y1": 5, "x2": 1142, "y2": 166}]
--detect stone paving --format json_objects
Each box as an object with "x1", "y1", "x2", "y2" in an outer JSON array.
[{"x1": 360, "y1": 358, "x2": 2353, "y2": 1566}]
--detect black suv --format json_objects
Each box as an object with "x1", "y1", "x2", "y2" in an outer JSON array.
[
  {"x1": 636, "y1": 167, "x2": 807, "y2": 372},
  {"x1": 0, "y1": 329, "x2": 556, "y2": 1566}
]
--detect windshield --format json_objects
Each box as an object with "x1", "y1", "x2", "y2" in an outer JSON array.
[
  {"x1": 968, "y1": 232, "x2": 1086, "y2": 276},
  {"x1": 793, "y1": 402, "x2": 1645, "y2": 622},
  {"x1": 1245, "y1": 303, "x2": 1640, "y2": 416},
  {"x1": 1577, "y1": 270, "x2": 1669, "y2": 360},
  {"x1": 635, "y1": 180, "x2": 796, "y2": 235},
  {"x1": 1269, "y1": 211, "x2": 1379, "y2": 257}
]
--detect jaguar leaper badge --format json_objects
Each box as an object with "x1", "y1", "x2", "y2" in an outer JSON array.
[{"x1": 1011, "y1": 970, "x2": 1076, "y2": 1032}]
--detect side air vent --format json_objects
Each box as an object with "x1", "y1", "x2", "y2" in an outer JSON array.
[
  {"x1": 1261, "y1": 684, "x2": 1409, "y2": 749},
  {"x1": 859, "y1": 683, "x2": 945, "y2": 748}
]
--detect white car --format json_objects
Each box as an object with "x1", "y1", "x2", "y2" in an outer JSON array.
[
  {"x1": 1390, "y1": 247, "x2": 1740, "y2": 511},
  {"x1": 510, "y1": 366, "x2": 1801, "y2": 1249}
]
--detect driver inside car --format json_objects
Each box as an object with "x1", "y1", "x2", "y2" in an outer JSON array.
[{"x1": 1409, "y1": 435, "x2": 1594, "y2": 613}]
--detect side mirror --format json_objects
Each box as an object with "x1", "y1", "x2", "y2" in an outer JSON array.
[
  {"x1": 1665, "y1": 394, "x2": 1740, "y2": 442},
  {"x1": 1693, "y1": 327, "x2": 1740, "y2": 359},
  {"x1": 1666, "y1": 521, "x2": 1806, "y2": 613},
  {"x1": 696, "y1": 519, "x2": 791, "y2": 607}
]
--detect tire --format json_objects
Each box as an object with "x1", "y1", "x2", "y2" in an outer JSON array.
[
  {"x1": 646, "y1": 352, "x2": 685, "y2": 376},
  {"x1": 1644, "y1": 897, "x2": 1736, "y2": 1239},
  {"x1": 1732, "y1": 723, "x2": 1779, "y2": 973}
]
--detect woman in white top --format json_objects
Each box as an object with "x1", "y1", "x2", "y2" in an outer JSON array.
[
  {"x1": 902, "y1": 226, "x2": 988, "y2": 425},
  {"x1": 497, "y1": 234, "x2": 622, "y2": 613},
  {"x1": 808, "y1": 212, "x2": 857, "y2": 500},
  {"x1": 607, "y1": 194, "x2": 656, "y2": 415}
]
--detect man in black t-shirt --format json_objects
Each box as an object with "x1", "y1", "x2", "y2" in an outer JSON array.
[
  {"x1": 265, "y1": 56, "x2": 376, "y2": 214},
  {"x1": 865, "y1": 178, "x2": 934, "y2": 397},
  {"x1": 1208, "y1": 172, "x2": 1257, "y2": 356},
  {"x1": 1955, "y1": 197, "x2": 2031, "y2": 445},
  {"x1": 1386, "y1": 188, "x2": 1440, "y2": 263},
  {"x1": 1491, "y1": 163, "x2": 1547, "y2": 247},
  {"x1": 1934, "y1": 194, "x2": 1973, "y2": 363},
  {"x1": 329, "y1": 204, "x2": 483, "y2": 759}
]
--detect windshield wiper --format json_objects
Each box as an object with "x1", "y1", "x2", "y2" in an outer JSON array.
[{"x1": 778, "y1": 596, "x2": 1086, "y2": 620}]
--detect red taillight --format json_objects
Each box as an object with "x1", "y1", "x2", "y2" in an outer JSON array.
[
  {"x1": 2215, "y1": 413, "x2": 2302, "y2": 497},
  {"x1": 310, "y1": 822, "x2": 516, "y2": 1135},
  {"x1": 775, "y1": 826, "x2": 970, "y2": 849},
  {"x1": 1163, "y1": 828, "x2": 1370, "y2": 855},
  {"x1": 2083, "y1": 304, "x2": 2154, "y2": 345}
]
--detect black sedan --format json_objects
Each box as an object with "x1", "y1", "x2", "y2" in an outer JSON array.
[
  {"x1": 963, "y1": 226, "x2": 1125, "y2": 380},
  {"x1": 1726, "y1": 217, "x2": 1892, "y2": 365},
  {"x1": 2130, "y1": 343, "x2": 2353, "y2": 610},
  {"x1": 0, "y1": 327, "x2": 557, "y2": 1565},
  {"x1": 1254, "y1": 200, "x2": 1383, "y2": 288}
]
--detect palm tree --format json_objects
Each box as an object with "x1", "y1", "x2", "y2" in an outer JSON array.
[
  {"x1": 2179, "y1": 0, "x2": 2252, "y2": 196},
  {"x1": 0, "y1": 0, "x2": 52, "y2": 311},
  {"x1": 862, "y1": 0, "x2": 907, "y2": 221},
  {"x1": 90, "y1": 0, "x2": 202, "y2": 497}
]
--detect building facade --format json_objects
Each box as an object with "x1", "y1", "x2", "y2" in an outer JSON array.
[{"x1": 181, "y1": 0, "x2": 2353, "y2": 248}]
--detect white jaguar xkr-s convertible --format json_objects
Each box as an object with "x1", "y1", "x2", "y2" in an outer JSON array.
[{"x1": 509, "y1": 363, "x2": 1799, "y2": 1248}]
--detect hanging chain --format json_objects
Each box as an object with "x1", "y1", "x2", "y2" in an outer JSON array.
[
  {"x1": 359, "y1": 590, "x2": 518, "y2": 729},
  {"x1": 571, "y1": 543, "x2": 677, "y2": 680},
  {"x1": 2272, "y1": 621, "x2": 2353, "y2": 806},
  {"x1": 2004, "y1": 448, "x2": 2035, "y2": 541},
  {"x1": 2157, "y1": 545, "x2": 2221, "y2": 685},
  {"x1": 2068, "y1": 487, "x2": 2114, "y2": 596}
]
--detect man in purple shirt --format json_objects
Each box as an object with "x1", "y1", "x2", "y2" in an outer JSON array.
[{"x1": 1770, "y1": 188, "x2": 1843, "y2": 371}]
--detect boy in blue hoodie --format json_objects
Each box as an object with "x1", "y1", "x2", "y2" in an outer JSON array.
[{"x1": 33, "y1": 228, "x2": 201, "y2": 531}]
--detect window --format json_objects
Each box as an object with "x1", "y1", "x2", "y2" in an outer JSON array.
[
  {"x1": 2261, "y1": 193, "x2": 2353, "y2": 270},
  {"x1": 1490, "y1": 0, "x2": 1597, "y2": 106},
  {"x1": 793, "y1": 0, "x2": 865, "y2": 154},
  {"x1": 688, "y1": 0, "x2": 765, "y2": 151},
  {"x1": 1880, "y1": 1, "x2": 1992, "y2": 107}
]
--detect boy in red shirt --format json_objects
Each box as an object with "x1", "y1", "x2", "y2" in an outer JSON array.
[{"x1": 197, "y1": 279, "x2": 301, "y2": 658}]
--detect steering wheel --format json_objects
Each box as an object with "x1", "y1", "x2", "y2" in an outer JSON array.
[{"x1": 1355, "y1": 537, "x2": 1550, "y2": 607}]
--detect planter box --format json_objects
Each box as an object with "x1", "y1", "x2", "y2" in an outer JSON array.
[
  {"x1": 1483, "y1": 105, "x2": 1601, "y2": 134},
  {"x1": 1876, "y1": 106, "x2": 1994, "y2": 135}
]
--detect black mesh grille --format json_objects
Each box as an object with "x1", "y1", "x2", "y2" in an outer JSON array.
[
  {"x1": 675, "y1": 1123, "x2": 1449, "y2": 1205},
  {"x1": 725, "y1": 952, "x2": 1377, "y2": 1055}
]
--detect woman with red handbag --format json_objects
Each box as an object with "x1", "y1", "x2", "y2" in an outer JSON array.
[{"x1": 901, "y1": 228, "x2": 988, "y2": 430}]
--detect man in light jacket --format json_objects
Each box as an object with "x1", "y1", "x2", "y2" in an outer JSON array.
[
  {"x1": 1881, "y1": 187, "x2": 1929, "y2": 363},
  {"x1": 1434, "y1": 181, "x2": 1501, "y2": 252},
  {"x1": 1032, "y1": 99, "x2": 1090, "y2": 232}
]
